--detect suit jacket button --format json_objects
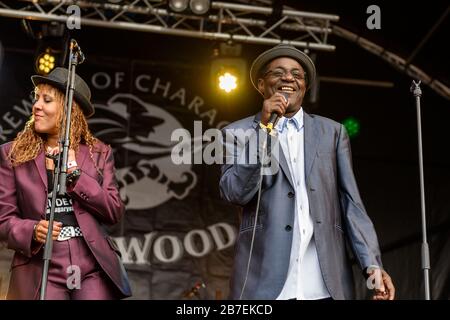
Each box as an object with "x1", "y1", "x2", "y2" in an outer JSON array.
[
  {"x1": 285, "y1": 225, "x2": 292, "y2": 231},
  {"x1": 287, "y1": 192, "x2": 295, "y2": 198}
]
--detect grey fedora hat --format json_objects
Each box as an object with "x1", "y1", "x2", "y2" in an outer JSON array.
[
  {"x1": 250, "y1": 44, "x2": 316, "y2": 90},
  {"x1": 31, "y1": 67, "x2": 94, "y2": 118}
]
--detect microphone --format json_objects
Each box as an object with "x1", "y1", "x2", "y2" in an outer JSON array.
[
  {"x1": 70, "y1": 39, "x2": 85, "y2": 64},
  {"x1": 266, "y1": 92, "x2": 289, "y2": 132},
  {"x1": 182, "y1": 282, "x2": 206, "y2": 299}
]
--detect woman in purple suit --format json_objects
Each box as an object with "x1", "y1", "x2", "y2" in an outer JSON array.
[{"x1": 0, "y1": 68, "x2": 131, "y2": 299}]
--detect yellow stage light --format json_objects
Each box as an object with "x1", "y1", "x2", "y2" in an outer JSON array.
[
  {"x1": 218, "y1": 72, "x2": 238, "y2": 93},
  {"x1": 35, "y1": 49, "x2": 57, "y2": 75}
]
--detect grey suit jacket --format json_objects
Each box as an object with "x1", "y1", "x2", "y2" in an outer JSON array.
[{"x1": 220, "y1": 111, "x2": 382, "y2": 300}]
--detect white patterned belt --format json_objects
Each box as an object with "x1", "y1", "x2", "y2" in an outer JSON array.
[{"x1": 57, "y1": 226, "x2": 83, "y2": 241}]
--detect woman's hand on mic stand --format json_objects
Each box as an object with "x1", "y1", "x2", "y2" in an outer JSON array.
[
  {"x1": 45, "y1": 146, "x2": 77, "y2": 173},
  {"x1": 33, "y1": 220, "x2": 63, "y2": 244}
]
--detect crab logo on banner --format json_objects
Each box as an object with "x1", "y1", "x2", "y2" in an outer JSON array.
[{"x1": 89, "y1": 93, "x2": 197, "y2": 210}]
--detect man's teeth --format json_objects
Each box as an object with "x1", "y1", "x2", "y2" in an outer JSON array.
[{"x1": 280, "y1": 87, "x2": 294, "y2": 92}]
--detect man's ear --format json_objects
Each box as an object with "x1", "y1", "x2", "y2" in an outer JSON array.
[{"x1": 257, "y1": 78, "x2": 265, "y2": 96}]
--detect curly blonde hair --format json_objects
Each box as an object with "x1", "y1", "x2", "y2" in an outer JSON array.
[{"x1": 8, "y1": 84, "x2": 98, "y2": 166}]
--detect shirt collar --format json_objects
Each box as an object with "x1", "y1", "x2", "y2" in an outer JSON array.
[{"x1": 276, "y1": 108, "x2": 304, "y2": 133}]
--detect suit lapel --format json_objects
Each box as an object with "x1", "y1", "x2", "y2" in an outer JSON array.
[
  {"x1": 252, "y1": 113, "x2": 295, "y2": 189},
  {"x1": 77, "y1": 144, "x2": 90, "y2": 171},
  {"x1": 33, "y1": 150, "x2": 47, "y2": 189},
  {"x1": 33, "y1": 145, "x2": 90, "y2": 189},
  {"x1": 278, "y1": 139, "x2": 295, "y2": 189},
  {"x1": 304, "y1": 112, "x2": 320, "y2": 185}
]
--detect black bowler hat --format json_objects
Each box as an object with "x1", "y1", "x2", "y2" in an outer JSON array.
[
  {"x1": 250, "y1": 44, "x2": 316, "y2": 90},
  {"x1": 31, "y1": 67, "x2": 94, "y2": 118}
]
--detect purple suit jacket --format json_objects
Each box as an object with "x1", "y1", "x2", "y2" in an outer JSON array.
[{"x1": 0, "y1": 141, "x2": 131, "y2": 299}]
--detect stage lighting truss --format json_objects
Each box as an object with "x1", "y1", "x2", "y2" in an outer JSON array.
[
  {"x1": 168, "y1": 0, "x2": 189, "y2": 13},
  {"x1": 0, "y1": 0, "x2": 339, "y2": 52},
  {"x1": 0, "y1": 1, "x2": 448, "y2": 100}
]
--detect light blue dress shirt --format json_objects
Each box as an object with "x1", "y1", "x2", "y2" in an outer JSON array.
[{"x1": 275, "y1": 108, "x2": 331, "y2": 300}]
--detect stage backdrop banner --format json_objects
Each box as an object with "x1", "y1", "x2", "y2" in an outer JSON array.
[{"x1": 1, "y1": 51, "x2": 449, "y2": 300}]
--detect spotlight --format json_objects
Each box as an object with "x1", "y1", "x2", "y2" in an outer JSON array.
[
  {"x1": 211, "y1": 43, "x2": 246, "y2": 94},
  {"x1": 190, "y1": 0, "x2": 210, "y2": 15},
  {"x1": 218, "y1": 72, "x2": 238, "y2": 93},
  {"x1": 343, "y1": 117, "x2": 361, "y2": 138},
  {"x1": 168, "y1": 0, "x2": 189, "y2": 12},
  {"x1": 167, "y1": 0, "x2": 211, "y2": 15},
  {"x1": 30, "y1": 22, "x2": 68, "y2": 75},
  {"x1": 35, "y1": 48, "x2": 57, "y2": 75}
]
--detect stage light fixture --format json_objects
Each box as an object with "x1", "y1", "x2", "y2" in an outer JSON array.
[
  {"x1": 211, "y1": 60, "x2": 246, "y2": 94},
  {"x1": 343, "y1": 117, "x2": 360, "y2": 138},
  {"x1": 210, "y1": 43, "x2": 246, "y2": 94},
  {"x1": 35, "y1": 48, "x2": 57, "y2": 75},
  {"x1": 190, "y1": 0, "x2": 210, "y2": 15},
  {"x1": 218, "y1": 72, "x2": 238, "y2": 93},
  {"x1": 20, "y1": 20, "x2": 67, "y2": 76},
  {"x1": 167, "y1": 0, "x2": 211, "y2": 15},
  {"x1": 168, "y1": 0, "x2": 189, "y2": 13}
]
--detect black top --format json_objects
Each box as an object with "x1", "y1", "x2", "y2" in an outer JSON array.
[{"x1": 46, "y1": 169, "x2": 79, "y2": 227}]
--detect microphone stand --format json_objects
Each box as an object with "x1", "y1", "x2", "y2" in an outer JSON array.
[
  {"x1": 40, "y1": 39, "x2": 85, "y2": 300},
  {"x1": 410, "y1": 80, "x2": 431, "y2": 300}
]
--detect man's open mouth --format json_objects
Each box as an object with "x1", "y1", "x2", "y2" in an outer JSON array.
[{"x1": 278, "y1": 86, "x2": 295, "y2": 94}]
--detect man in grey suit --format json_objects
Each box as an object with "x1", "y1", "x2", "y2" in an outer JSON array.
[{"x1": 219, "y1": 44, "x2": 395, "y2": 300}]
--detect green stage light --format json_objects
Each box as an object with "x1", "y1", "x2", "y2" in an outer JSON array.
[{"x1": 343, "y1": 117, "x2": 360, "y2": 138}]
